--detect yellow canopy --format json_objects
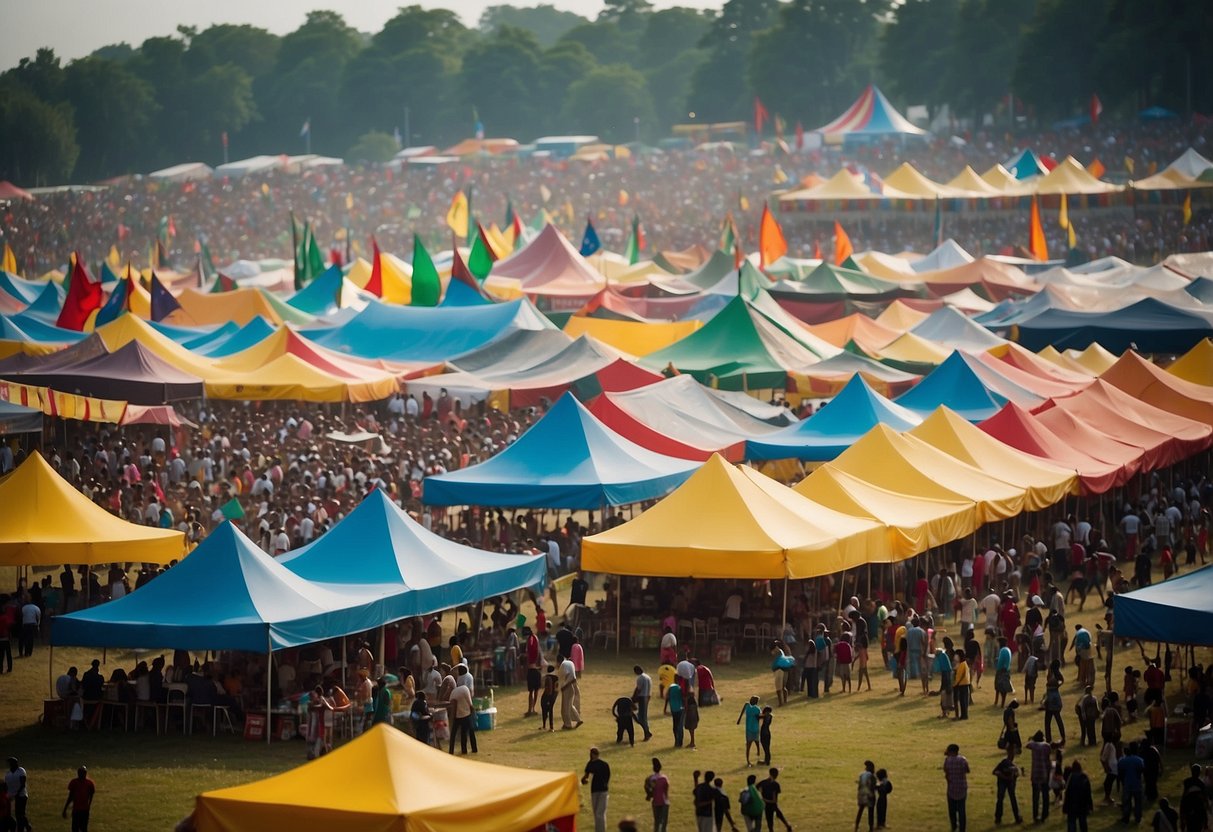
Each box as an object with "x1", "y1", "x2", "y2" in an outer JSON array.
[
  {"x1": 193, "y1": 724, "x2": 579, "y2": 832},
  {"x1": 562, "y1": 317, "x2": 701, "y2": 356},
  {"x1": 883, "y1": 163, "x2": 963, "y2": 198},
  {"x1": 581, "y1": 454, "x2": 887, "y2": 579},
  {"x1": 907, "y1": 407, "x2": 1079, "y2": 510},
  {"x1": 794, "y1": 464, "x2": 977, "y2": 560},
  {"x1": 204, "y1": 353, "x2": 398, "y2": 403},
  {"x1": 874, "y1": 300, "x2": 930, "y2": 332},
  {"x1": 981, "y1": 164, "x2": 1029, "y2": 193},
  {"x1": 827, "y1": 424, "x2": 1027, "y2": 522},
  {"x1": 0, "y1": 452, "x2": 184, "y2": 566},
  {"x1": 1167, "y1": 338, "x2": 1213, "y2": 385},
  {"x1": 1065, "y1": 342, "x2": 1118, "y2": 375},
  {"x1": 1033, "y1": 157, "x2": 1123, "y2": 195},
  {"x1": 946, "y1": 166, "x2": 1008, "y2": 196},
  {"x1": 871, "y1": 331, "x2": 952, "y2": 366}
]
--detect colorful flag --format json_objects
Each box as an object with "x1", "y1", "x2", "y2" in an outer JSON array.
[
  {"x1": 813, "y1": 240, "x2": 822, "y2": 260},
  {"x1": 758, "y1": 202, "x2": 787, "y2": 269},
  {"x1": 833, "y1": 222, "x2": 854, "y2": 266},
  {"x1": 1087, "y1": 159, "x2": 1106, "y2": 179},
  {"x1": 468, "y1": 225, "x2": 497, "y2": 281},
  {"x1": 753, "y1": 97, "x2": 769, "y2": 137},
  {"x1": 150, "y1": 272, "x2": 181, "y2": 322},
  {"x1": 210, "y1": 273, "x2": 238, "y2": 293},
  {"x1": 94, "y1": 274, "x2": 130, "y2": 326},
  {"x1": 106, "y1": 245, "x2": 120, "y2": 271},
  {"x1": 365, "y1": 237, "x2": 384, "y2": 297},
  {"x1": 450, "y1": 237, "x2": 489, "y2": 300},
  {"x1": 1090, "y1": 93, "x2": 1102, "y2": 126},
  {"x1": 579, "y1": 218, "x2": 601, "y2": 257},
  {"x1": 199, "y1": 240, "x2": 216, "y2": 280},
  {"x1": 1184, "y1": 192, "x2": 1193, "y2": 226},
  {"x1": 305, "y1": 227, "x2": 325, "y2": 284},
  {"x1": 1059, "y1": 194, "x2": 1077, "y2": 248},
  {"x1": 618, "y1": 189, "x2": 629, "y2": 207},
  {"x1": 719, "y1": 213, "x2": 737, "y2": 254},
  {"x1": 220, "y1": 498, "x2": 245, "y2": 521},
  {"x1": 739, "y1": 194, "x2": 750, "y2": 213},
  {"x1": 624, "y1": 214, "x2": 646, "y2": 265},
  {"x1": 56, "y1": 254, "x2": 102, "y2": 331},
  {"x1": 1029, "y1": 195, "x2": 1049, "y2": 261},
  {"x1": 446, "y1": 190, "x2": 470, "y2": 238},
  {"x1": 410, "y1": 235, "x2": 441, "y2": 307},
  {"x1": 291, "y1": 211, "x2": 304, "y2": 289},
  {"x1": 1, "y1": 243, "x2": 16, "y2": 275},
  {"x1": 299, "y1": 119, "x2": 310, "y2": 138}
]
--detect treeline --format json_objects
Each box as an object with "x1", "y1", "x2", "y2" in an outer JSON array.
[{"x1": 1, "y1": 0, "x2": 1210, "y2": 185}]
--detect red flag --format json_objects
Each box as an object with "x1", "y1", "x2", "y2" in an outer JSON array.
[
  {"x1": 365, "y1": 237, "x2": 383, "y2": 297},
  {"x1": 795, "y1": 121, "x2": 804, "y2": 151},
  {"x1": 56, "y1": 253, "x2": 102, "y2": 330},
  {"x1": 833, "y1": 222, "x2": 854, "y2": 266},
  {"x1": 1090, "y1": 93, "x2": 1102, "y2": 126},
  {"x1": 167, "y1": 215, "x2": 177, "y2": 238},
  {"x1": 117, "y1": 223, "x2": 129, "y2": 242},
  {"x1": 754, "y1": 97, "x2": 769, "y2": 137},
  {"x1": 758, "y1": 202, "x2": 787, "y2": 269},
  {"x1": 1028, "y1": 195, "x2": 1049, "y2": 261}
]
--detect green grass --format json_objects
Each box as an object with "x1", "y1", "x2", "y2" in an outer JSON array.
[{"x1": 0, "y1": 578, "x2": 1208, "y2": 831}]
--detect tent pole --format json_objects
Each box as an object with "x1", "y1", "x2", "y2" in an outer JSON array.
[
  {"x1": 866, "y1": 565, "x2": 872, "y2": 601},
  {"x1": 378, "y1": 625, "x2": 385, "y2": 679},
  {"x1": 836, "y1": 569, "x2": 847, "y2": 619},
  {"x1": 615, "y1": 575, "x2": 621, "y2": 657},
  {"x1": 266, "y1": 628, "x2": 273, "y2": 745},
  {"x1": 48, "y1": 644, "x2": 54, "y2": 698},
  {"x1": 781, "y1": 578, "x2": 788, "y2": 633},
  {"x1": 1104, "y1": 624, "x2": 1114, "y2": 697},
  {"x1": 341, "y1": 636, "x2": 347, "y2": 690}
]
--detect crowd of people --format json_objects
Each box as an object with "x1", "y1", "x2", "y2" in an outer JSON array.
[{"x1": 2, "y1": 120, "x2": 1211, "y2": 279}]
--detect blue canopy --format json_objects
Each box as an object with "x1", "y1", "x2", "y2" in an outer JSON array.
[
  {"x1": 0, "y1": 272, "x2": 48, "y2": 305},
  {"x1": 52, "y1": 523, "x2": 391, "y2": 652},
  {"x1": 440, "y1": 275, "x2": 492, "y2": 307},
  {"x1": 0, "y1": 400, "x2": 41, "y2": 434},
  {"x1": 1004, "y1": 148, "x2": 1048, "y2": 179},
  {"x1": 282, "y1": 490, "x2": 546, "y2": 616},
  {"x1": 195, "y1": 316, "x2": 276, "y2": 357},
  {"x1": 309, "y1": 298, "x2": 553, "y2": 362},
  {"x1": 147, "y1": 319, "x2": 235, "y2": 349},
  {"x1": 910, "y1": 307, "x2": 1005, "y2": 351},
  {"x1": 14, "y1": 282, "x2": 66, "y2": 322},
  {"x1": 1114, "y1": 564, "x2": 1213, "y2": 646},
  {"x1": 287, "y1": 265, "x2": 346, "y2": 315},
  {"x1": 1012, "y1": 297, "x2": 1213, "y2": 353},
  {"x1": 746, "y1": 375, "x2": 921, "y2": 461},
  {"x1": 424, "y1": 392, "x2": 699, "y2": 509},
  {"x1": 895, "y1": 351, "x2": 1009, "y2": 422}
]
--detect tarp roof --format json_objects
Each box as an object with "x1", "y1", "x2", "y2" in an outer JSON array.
[
  {"x1": 172, "y1": 286, "x2": 315, "y2": 327},
  {"x1": 1113, "y1": 565, "x2": 1213, "y2": 647},
  {"x1": 1033, "y1": 156, "x2": 1122, "y2": 195},
  {"x1": 1012, "y1": 297, "x2": 1213, "y2": 353},
  {"x1": 909, "y1": 306, "x2": 1006, "y2": 351},
  {"x1": 1004, "y1": 149, "x2": 1049, "y2": 180},
  {"x1": 0, "y1": 340, "x2": 205, "y2": 405},
  {"x1": 582, "y1": 454, "x2": 887, "y2": 579},
  {"x1": 807, "y1": 313, "x2": 900, "y2": 351},
  {"x1": 194, "y1": 317, "x2": 277, "y2": 357},
  {"x1": 794, "y1": 350, "x2": 921, "y2": 397},
  {"x1": 945, "y1": 167, "x2": 1007, "y2": 197},
  {"x1": 0, "y1": 452, "x2": 183, "y2": 565},
  {"x1": 423, "y1": 392, "x2": 698, "y2": 508},
  {"x1": 874, "y1": 300, "x2": 931, "y2": 332},
  {"x1": 978, "y1": 403, "x2": 1128, "y2": 493},
  {"x1": 562, "y1": 316, "x2": 701, "y2": 356},
  {"x1": 204, "y1": 352, "x2": 399, "y2": 403},
  {"x1": 192, "y1": 724, "x2": 580, "y2": 832},
  {"x1": 1099, "y1": 353, "x2": 1213, "y2": 430},
  {"x1": 52, "y1": 522, "x2": 388, "y2": 652},
  {"x1": 883, "y1": 163, "x2": 962, "y2": 197},
  {"x1": 911, "y1": 239, "x2": 976, "y2": 273},
  {"x1": 488, "y1": 224, "x2": 605, "y2": 298},
  {"x1": 1167, "y1": 338, "x2": 1213, "y2": 385},
  {"x1": 746, "y1": 375, "x2": 922, "y2": 461},
  {"x1": 813, "y1": 85, "x2": 928, "y2": 137},
  {"x1": 894, "y1": 351, "x2": 1020, "y2": 421},
  {"x1": 0, "y1": 400, "x2": 42, "y2": 434}
]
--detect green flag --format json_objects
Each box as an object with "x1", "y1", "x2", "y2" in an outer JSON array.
[
  {"x1": 624, "y1": 214, "x2": 644, "y2": 265},
  {"x1": 291, "y1": 212, "x2": 305, "y2": 290},
  {"x1": 220, "y1": 498, "x2": 245, "y2": 521},
  {"x1": 199, "y1": 240, "x2": 217, "y2": 279},
  {"x1": 467, "y1": 226, "x2": 494, "y2": 282},
  {"x1": 410, "y1": 234, "x2": 441, "y2": 307},
  {"x1": 306, "y1": 228, "x2": 325, "y2": 283}
]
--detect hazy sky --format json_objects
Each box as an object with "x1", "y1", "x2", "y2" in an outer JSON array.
[{"x1": 1, "y1": 0, "x2": 723, "y2": 70}]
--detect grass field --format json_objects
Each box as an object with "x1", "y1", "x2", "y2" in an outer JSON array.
[{"x1": 0, "y1": 576, "x2": 1208, "y2": 832}]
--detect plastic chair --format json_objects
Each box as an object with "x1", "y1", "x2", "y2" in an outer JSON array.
[
  {"x1": 706, "y1": 617, "x2": 720, "y2": 642},
  {"x1": 677, "y1": 619, "x2": 694, "y2": 643},
  {"x1": 212, "y1": 705, "x2": 236, "y2": 736},
  {"x1": 692, "y1": 619, "x2": 707, "y2": 645},
  {"x1": 104, "y1": 700, "x2": 130, "y2": 731},
  {"x1": 164, "y1": 686, "x2": 188, "y2": 734},
  {"x1": 134, "y1": 700, "x2": 161, "y2": 734}
]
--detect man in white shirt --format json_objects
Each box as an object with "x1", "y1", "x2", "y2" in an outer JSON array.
[
  {"x1": 1052, "y1": 518, "x2": 1072, "y2": 558},
  {"x1": 422, "y1": 661, "x2": 441, "y2": 698},
  {"x1": 447, "y1": 683, "x2": 478, "y2": 754},
  {"x1": 405, "y1": 394, "x2": 419, "y2": 419},
  {"x1": 455, "y1": 663, "x2": 475, "y2": 694},
  {"x1": 20, "y1": 601, "x2": 41, "y2": 656},
  {"x1": 559, "y1": 655, "x2": 581, "y2": 729},
  {"x1": 958, "y1": 588, "x2": 979, "y2": 642},
  {"x1": 1120, "y1": 512, "x2": 1141, "y2": 559},
  {"x1": 723, "y1": 591, "x2": 743, "y2": 623},
  {"x1": 272, "y1": 528, "x2": 291, "y2": 556},
  {"x1": 980, "y1": 591, "x2": 1002, "y2": 632},
  {"x1": 298, "y1": 514, "x2": 315, "y2": 544}
]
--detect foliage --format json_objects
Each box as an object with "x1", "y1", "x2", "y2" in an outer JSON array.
[
  {"x1": 346, "y1": 130, "x2": 400, "y2": 164},
  {"x1": 561, "y1": 65, "x2": 656, "y2": 143},
  {"x1": 879, "y1": 0, "x2": 959, "y2": 116},
  {"x1": 0, "y1": 80, "x2": 78, "y2": 185},
  {"x1": 479, "y1": 4, "x2": 588, "y2": 47}
]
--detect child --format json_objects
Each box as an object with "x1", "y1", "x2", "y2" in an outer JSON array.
[
  {"x1": 759, "y1": 706, "x2": 773, "y2": 765},
  {"x1": 875, "y1": 768, "x2": 893, "y2": 829},
  {"x1": 540, "y1": 664, "x2": 558, "y2": 731},
  {"x1": 1049, "y1": 751, "x2": 1066, "y2": 807},
  {"x1": 836, "y1": 632, "x2": 854, "y2": 693},
  {"x1": 410, "y1": 691, "x2": 432, "y2": 746},
  {"x1": 612, "y1": 694, "x2": 636, "y2": 746}
]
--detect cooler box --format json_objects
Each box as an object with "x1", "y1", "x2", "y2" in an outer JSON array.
[
  {"x1": 1166, "y1": 720, "x2": 1190, "y2": 749},
  {"x1": 243, "y1": 713, "x2": 266, "y2": 741},
  {"x1": 475, "y1": 707, "x2": 497, "y2": 731},
  {"x1": 712, "y1": 641, "x2": 733, "y2": 665}
]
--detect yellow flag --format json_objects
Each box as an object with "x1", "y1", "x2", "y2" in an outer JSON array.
[
  {"x1": 1058, "y1": 193, "x2": 1069, "y2": 230},
  {"x1": 1124, "y1": 156, "x2": 1135, "y2": 175},
  {"x1": 345, "y1": 193, "x2": 354, "y2": 211},
  {"x1": 446, "y1": 190, "x2": 469, "y2": 238},
  {"x1": 107, "y1": 245, "x2": 120, "y2": 269},
  {"x1": 1, "y1": 243, "x2": 16, "y2": 274},
  {"x1": 739, "y1": 195, "x2": 751, "y2": 212},
  {"x1": 1184, "y1": 192, "x2": 1193, "y2": 226},
  {"x1": 1067, "y1": 220, "x2": 1077, "y2": 249}
]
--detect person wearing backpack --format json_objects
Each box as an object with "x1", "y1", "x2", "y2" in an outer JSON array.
[{"x1": 739, "y1": 773, "x2": 765, "y2": 832}]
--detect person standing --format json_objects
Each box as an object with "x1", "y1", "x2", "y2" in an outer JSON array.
[
  {"x1": 1076, "y1": 686, "x2": 1099, "y2": 747},
  {"x1": 1025, "y1": 731, "x2": 1054, "y2": 823},
  {"x1": 633, "y1": 666, "x2": 653, "y2": 742},
  {"x1": 524, "y1": 627, "x2": 541, "y2": 716},
  {"x1": 739, "y1": 774, "x2": 765, "y2": 832},
  {"x1": 1061, "y1": 760, "x2": 1093, "y2": 832},
  {"x1": 875, "y1": 769, "x2": 893, "y2": 830},
  {"x1": 758, "y1": 768, "x2": 792, "y2": 832},
  {"x1": 692, "y1": 770, "x2": 718, "y2": 832},
  {"x1": 612, "y1": 695, "x2": 636, "y2": 747},
  {"x1": 666, "y1": 679, "x2": 685, "y2": 748},
  {"x1": 943, "y1": 744, "x2": 970, "y2": 832},
  {"x1": 1118, "y1": 742, "x2": 1145, "y2": 825},
  {"x1": 738, "y1": 696, "x2": 761, "y2": 767},
  {"x1": 559, "y1": 653, "x2": 582, "y2": 730},
  {"x1": 5, "y1": 758, "x2": 29, "y2": 832},
  {"x1": 447, "y1": 680, "x2": 477, "y2": 755},
  {"x1": 0, "y1": 602, "x2": 12, "y2": 673},
  {"x1": 855, "y1": 760, "x2": 876, "y2": 832},
  {"x1": 18, "y1": 598, "x2": 39, "y2": 658},
  {"x1": 645, "y1": 758, "x2": 670, "y2": 832},
  {"x1": 1042, "y1": 660, "x2": 1066, "y2": 744},
  {"x1": 582, "y1": 747, "x2": 611, "y2": 832},
  {"x1": 992, "y1": 745, "x2": 1024, "y2": 825},
  {"x1": 759, "y1": 706, "x2": 774, "y2": 766},
  {"x1": 953, "y1": 651, "x2": 971, "y2": 721},
  {"x1": 61, "y1": 766, "x2": 94, "y2": 832}
]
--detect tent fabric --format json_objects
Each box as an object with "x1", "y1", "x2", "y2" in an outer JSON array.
[
  {"x1": 746, "y1": 375, "x2": 922, "y2": 461},
  {"x1": 119, "y1": 404, "x2": 198, "y2": 428},
  {"x1": 1031, "y1": 406, "x2": 1149, "y2": 476},
  {"x1": 893, "y1": 352, "x2": 1015, "y2": 421},
  {"x1": 562, "y1": 316, "x2": 701, "y2": 357},
  {"x1": 449, "y1": 329, "x2": 574, "y2": 375},
  {"x1": 910, "y1": 240, "x2": 976, "y2": 273},
  {"x1": 581, "y1": 454, "x2": 887, "y2": 579},
  {"x1": 1167, "y1": 338, "x2": 1213, "y2": 385},
  {"x1": 281, "y1": 490, "x2": 546, "y2": 619},
  {"x1": 1113, "y1": 565, "x2": 1213, "y2": 647},
  {"x1": 1012, "y1": 297, "x2": 1213, "y2": 353},
  {"x1": 1102, "y1": 351, "x2": 1213, "y2": 426},
  {"x1": 94, "y1": 315, "x2": 218, "y2": 377},
  {"x1": 172, "y1": 286, "x2": 315, "y2": 327},
  {"x1": 1033, "y1": 157, "x2": 1121, "y2": 195},
  {"x1": 194, "y1": 317, "x2": 277, "y2": 357},
  {"x1": 52, "y1": 522, "x2": 388, "y2": 652},
  {"x1": 423, "y1": 392, "x2": 698, "y2": 509},
  {"x1": 812, "y1": 85, "x2": 928, "y2": 138},
  {"x1": 488, "y1": 224, "x2": 605, "y2": 298},
  {"x1": 793, "y1": 350, "x2": 921, "y2": 397},
  {"x1": 0, "y1": 340, "x2": 205, "y2": 405},
  {"x1": 0, "y1": 400, "x2": 42, "y2": 434},
  {"x1": 874, "y1": 300, "x2": 931, "y2": 332},
  {"x1": 204, "y1": 353, "x2": 399, "y2": 403},
  {"x1": 909, "y1": 307, "x2": 1006, "y2": 351},
  {"x1": 0, "y1": 452, "x2": 183, "y2": 565},
  {"x1": 192, "y1": 724, "x2": 580, "y2": 832},
  {"x1": 907, "y1": 407, "x2": 1078, "y2": 510},
  {"x1": 807, "y1": 313, "x2": 899, "y2": 351}
]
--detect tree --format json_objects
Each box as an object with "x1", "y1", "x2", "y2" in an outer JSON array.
[
  {"x1": 10, "y1": 48, "x2": 66, "y2": 101},
  {"x1": 636, "y1": 8, "x2": 712, "y2": 70},
  {"x1": 948, "y1": 0, "x2": 1037, "y2": 122},
  {"x1": 646, "y1": 50, "x2": 707, "y2": 128},
  {"x1": 0, "y1": 80, "x2": 78, "y2": 185},
  {"x1": 878, "y1": 0, "x2": 959, "y2": 116},
  {"x1": 62, "y1": 56, "x2": 157, "y2": 179},
  {"x1": 561, "y1": 64, "x2": 656, "y2": 143},
  {"x1": 90, "y1": 43, "x2": 135, "y2": 63},
  {"x1": 686, "y1": 0, "x2": 780, "y2": 122},
  {"x1": 1012, "y1": 0, "x2": 1108, "y2": 121},
  {"x1": 479, "y1": 4, "x2": 588, "y2": 47},
  {"x1": 558, "y1": 21, "x2": 634, "y2": 66},
  {"x1": 346, "y1": 131, "x2": 400, "y2": 164},
  {"x1": 537, "y1": 42, "x2": 598, "y2": 133},
  {"x1": 599, "y1": 0, "x2": 655, "y2": 34},
  {"x1": 187, "y1": 24, "x2": 281, "y2": 80},
  {"x1": 456, "y1": 27, "x2": 544, "y2": 140},
  {"x1": 373, "y1": 6, "x2": 468, "y2": 59}
]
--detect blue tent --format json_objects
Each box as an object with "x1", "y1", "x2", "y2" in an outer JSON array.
[
  {"x1": 52, "y1": 523, "x2": 390, "y2": 652},
  {"x1": 147, "y1": 319, "x2": 234, "y2": 348},
  {"x1": 194, "y1": 316, "x2": 276, "y2": 357},
  {"x1": 1004, "y1": 149, "x2": 1049, "y2": 180},
  {"x1": 910, "y1": 307, "x2": 1006, "y2": 351},
  {"x1": 746, "y1": 375, "x2": 922, "y2": 461},
  {"x1": 440, "y1": 275, "x2": 492, "y2": 307},
  {"x1": 0, "y1": 313, "x2": 84, "y2": 345},
  {"x1": 423, "y1": 392, "x2": 699, "y2": 509},
  {"x1": 0, "y1": 271, "x2": 48, "y2": 305},
  {"x1": 895, "y1": 351, "x2": 1010, "y2": 422},
  {"x1": 309, "y1": 298, "x2": 553, "y2": 362},
  {"x1": 0, "y1": 400, "x2": 41, "y2": 434},
  {"x1": 1012, "y1": 297, "x2": 1213, "y2": 353},
  {"x1": 13, "y1": 283, "x2": 66, "y2": 322},
  {"x1": 286, "y1": 265, "x2": 350, "y2": 315},
  {"x1": 1114, "y1": 564, "x2": 1213, "y2": 646},
  {"x1": 282, "y1": 490, "x2": 546, "y2": 615}
]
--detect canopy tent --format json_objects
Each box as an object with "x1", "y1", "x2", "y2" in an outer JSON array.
[
  {"x1": 811, "y1": 85, "x2": 928, "y2": 140},
  {"x1": 861, "y1": 331, "x2": 952, "y2": 373},
  {"x1": 286, "y1": 265, "x2": 369, "y2": 316},
  {"x1": 1102, "y1": 351, "x2": 1213, "y2": 426},
  {"x1": 0, "y1": 400, "x2": 42, "y2": 434},
  {"x1": 1011, "y1": 298, "x2": 1213, "y2": 353},
  {"x1": 172, "y1": 286, "x2": 315, "y2": 327},
  {"x1": 915, "y1": 258, "x2": 1038, "y2": 301},
  {"x1": 807, "y1": 312, "x2": 900, "y2": 351},
  {"x1": 1004, "y1": 149, "x2": 1049, "y2": 180},
  {"x1": 281, "y1": 490, "x2": 546, "y2": 618},
  {"x1": 52, "y1": 522, "x2": 387, "y2": 652},
  {"x1": 1031, "y1": 405, "x2": 1150, "y2": 476},
  {"x1": 194, "y1": 317, "x2": 277, "y2": 357},
  {"x1": 582, "y1": 454, "x2": 887, "y2": 579},
  {"x1": 562, "y1": 316, "x2": 701, "y2": 357},
  {"x1": 0, "y1": 340, "x2": 205, "y2": 405},
  {"x1": 882, "y1": 163, "x2": 965, "y2": 198},
  {"x1": 191, "y1": 724, "x2": 579, "y2": 832},
  {"x1": 0, "y1": 452, "x2": 183, "y2": 565},
  {"x1": 875, "y1": 299, "x2": 931, "y2": 332},
  {"x1": 909, "y1": 307, "x2": 1006, "y2": 351},
  {"x1": 793, "y1": 350, "x2": 921, "y2": 397},
  {"x1": 423, "y1": 392, "x2": 699, "y2": 509},
  {"x1": 747, "y1": 375, "x2": 922, "y2": 461},
  {"x1": 449, "y1": 329, "x2": 573, "y2": 375},
  {"x1": 486, "y1": 224, "x2": 605, "y2": 301},
  {"x1": 93, "y1": 314, "x2": 218, "y2": 376},
  {"x1": 119, "y1": 404, "x2": 198, "y2": 428},
  {"x1": 911, "y1": 239, "x2": 977, "y2": 273},
  {"x1": 1167, "y1": 338, "x2": 1213, "y2": 385},
  {"x1": 1132, "y1": 147, "x2": 1213, "y2": 190},
  {"x1": 1032, "y1": 157, "x2": 1122, "y2": 195},
  {"x1": 907, "y1": 407, "x2": 1078, "y2": 510},
  {"x1": 204, "y1": 353, "x2": 400, "y2": 403},
  {"x1": 1113, "y1": 565, "x2": 1213, "y2": 647}
]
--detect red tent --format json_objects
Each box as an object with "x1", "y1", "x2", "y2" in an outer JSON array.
[{"x1": 979, "y1": 403, "x2": 1128, "y2": 494}]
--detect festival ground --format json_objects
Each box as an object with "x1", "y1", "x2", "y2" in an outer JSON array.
[{"x1": 0, "y1": 573, "x2": 1205, "y2": 832}]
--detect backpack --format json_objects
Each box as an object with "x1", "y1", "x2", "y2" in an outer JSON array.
[{"x1": 742, "y1": 785, "x2": 765, "y2": 818}]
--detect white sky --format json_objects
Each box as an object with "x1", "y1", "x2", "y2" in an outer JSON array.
[{"x1": 1, "y1": 0, "x2": 723, "y2": 70}]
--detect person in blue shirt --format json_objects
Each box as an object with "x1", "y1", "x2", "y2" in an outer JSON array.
[
  {"x1": 994, "y1": 637, "x2": 1015, "y2": 708},
  {"x1": 665, "y1": 679, "x2": 685, "y2": 748},
  {"x1": 736, "y1": 696, "x2": 762, "y2": 767},
  {"x1": 1118, "y1": 741, "x2": 1146, "y2": 824}
]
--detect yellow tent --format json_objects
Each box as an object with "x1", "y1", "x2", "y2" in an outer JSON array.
[
  {"x1": 0, "y1": 452, "x2": 184, "y2": 565},
  {"x1": 853, "y1": 251, "x2": 922, "y2": 282},
  {"x1": 827, "y1": 424, "x2": 1027, "y2": 522},
  {"x1": 946, "y1": 166, "x2": 1008, "y2": 196},
  {"x1": 1065, "y1": 343, "x2": 1118, "y2": 375},
  {"x1": 1032, "y1": 157, "x2": 1123, "y2": 195},
  {"x1": 794, "y1": 464, "x2": 977, "y2": 560},
  {"x1": 874, "y1": 300, "x2": 930, "y2": 332},
  {"x1": 907, "y1": 407, "x2": 1078, "y2": 510},
  {"x1": 777, "y1": 169, "x2": 881, "y2": 202},
  {"x1": 582, "y1": 454, "x2": 887, "y2": 579},
  {"x1": 1167, "y1": 338, "x2": 1213, "y2": 385},
  {"x1": 192, "y1": 724, "x2": 579, "y2": 832},
  {"x1": 562, "y1": 317, "x2": 701, "y2": 357},
  {"x1": 883, "y1": 163, "x2": 963, "y2": 198},
  {"x1": 172, "y1": 287, "x2": 299, "y2": 326},
  {"x1": 204, "y1": 353, "x2": 398, "y2": 403},
  {"x1": 870, "y1": 332, "x2": 952, "y2": 367}
]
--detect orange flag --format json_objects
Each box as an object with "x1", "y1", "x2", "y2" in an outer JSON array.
[
  {"x1": 1028, "y1": 196, "x2": 1049, "y2": 261},
  {"x1": 758, "y1": 202, "x2": 787, "y2": 269},
  {"x1": 365, "y1": 237, "x2": 383, "y2": 297},
  {"x1": 833, "y1": 222, "x2": 853, "y2": 265},
  {"x1": 1086, "y1": 158, "x2": 1106, "y2": 179}
]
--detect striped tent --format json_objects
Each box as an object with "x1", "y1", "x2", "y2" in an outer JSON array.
[{"x1": 813, "y1": 85, "x2": 928, "y2": 139}]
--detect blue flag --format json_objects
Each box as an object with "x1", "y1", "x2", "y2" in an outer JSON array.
[
  {"x1": 579, "y1": 218, "x2": 600, "y2": 257},
  {"x1": 94, "y1": 277, "x2": 129, "y2": 326},
  {"x1": 150, "y1": 272, "x2": 181, "y2": 323}
]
